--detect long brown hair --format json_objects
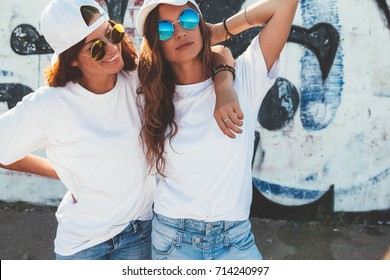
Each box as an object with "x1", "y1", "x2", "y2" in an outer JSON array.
[
  {"x1": 44, "y1": 6, "x2": 137, "y2": 87},
  {"x1": 137, "y1": 2, "x2": 212, "y2": 176}
]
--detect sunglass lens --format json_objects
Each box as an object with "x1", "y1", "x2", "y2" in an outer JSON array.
[
  {"x1": 91, "y1": 40, "x2": 106, "y2": 61},
  {"x1": 180, "y1": 9, "x2": 199, "y2": 30},
  {"x1": 111, "y1": 24, "x2": 125, "y2": 44},
  {"x1": 158, "y1": 20, "x2": 174, "y2": 41}
]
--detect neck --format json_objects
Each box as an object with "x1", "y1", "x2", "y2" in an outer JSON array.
[
  {"x1": 170, "y1": 59, "x2": 209, "y2": 85},
  {"x1": 78, "y1": 73, "x2": 117, "y2": 94}
]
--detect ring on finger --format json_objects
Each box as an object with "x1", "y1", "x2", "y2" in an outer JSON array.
[{"x1": 223, "y1": 118, "x2": 230, "y2": 123}]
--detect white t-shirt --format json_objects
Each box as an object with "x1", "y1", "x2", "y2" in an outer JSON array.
[
  {"x1": 154, "y1": 35, "x2": 279, "y2": 222},
  {"x1": 0, "y1": 70, "x2": 155, "y2": 256}
]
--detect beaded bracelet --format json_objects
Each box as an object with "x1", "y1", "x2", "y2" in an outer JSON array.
[{"x1": 212, "y1": 64, "x2": 236, "y2": 80}]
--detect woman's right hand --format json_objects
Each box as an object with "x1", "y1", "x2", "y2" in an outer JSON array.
[{"x1": 207, "y1": 22, "x2": 230, "y2": 46}]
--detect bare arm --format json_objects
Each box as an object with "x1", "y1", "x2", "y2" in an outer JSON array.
[
  {"x1": 211, "y1": 45, "x2": 244, "y2": 138},
  {"x1": 0, "y1": 154, "x2": 59, "y2": 179},
  {"x1": 213, "y1": 0, "x2": 298, "y2": 71}
]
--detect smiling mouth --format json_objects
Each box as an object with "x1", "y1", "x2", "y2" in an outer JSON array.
[{"x1": 102, "y1": 53, "x2": 119, "y2": 63}]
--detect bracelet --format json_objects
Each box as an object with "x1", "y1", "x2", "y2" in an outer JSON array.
[
  {"x1": 244, "y1": 7, "x2": 254, "y2": 26},
  {"x1": 222, "y1": 18, "x2": 235, "y2": 38},
  {"x1": 212, "y1": 64, "x2": 236, "y2": 80}
]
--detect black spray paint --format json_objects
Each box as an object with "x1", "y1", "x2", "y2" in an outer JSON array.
[
  {"x1": 0, "y1": 83, "x2": 33, "y2": 109},
  {"x1": 289, "y1": 23, "x2": 339, "y2": 81},
  {"x1": 11, "y1": 24, "x2": 53, "y2": 55},
  {"x1": 376, "y1": 0, "x2": 390, "y2": 29},
  {"x1": 103, "y1": 0, "x2": 128, "y2": 23}
]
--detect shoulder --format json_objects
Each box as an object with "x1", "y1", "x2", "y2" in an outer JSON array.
[
  {"x1": 20, "y1": 85, "x2": 71, "y2": 113},
  {"x1": 23, "y1": 86, "x2": 59, "y2": 103}
]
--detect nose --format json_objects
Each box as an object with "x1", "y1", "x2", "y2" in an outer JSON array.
[
  {"x1": 101, "y1": 36, "x2": 117, "y2": 47},
  {"x1": 107, "y1": 39, "x2": 118, "y2": 48},
  {"x1": 173, "y1": 22, "x2": 187, "y2": 39},
  {"x1": 102, "y1": 39, "x2": 119, "y2": 59}
]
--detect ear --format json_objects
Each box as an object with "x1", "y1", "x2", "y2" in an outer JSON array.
[{"x1": 70, "y1": 59, "x2": 79, "y2": 67}]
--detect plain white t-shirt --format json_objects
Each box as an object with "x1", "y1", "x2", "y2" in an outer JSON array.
[
  {"x1": 0, "y1": 70, "x2": 155, "y2": 256},
  {"x1": 154, "y1": 35, "x2": 279, "y2": 222}
]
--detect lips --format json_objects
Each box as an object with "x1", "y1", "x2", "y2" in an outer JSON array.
[
  {"x1": 176, "y1": 42, "x2": 193, "y2": 50},
  {"x1": 102, "y1": 53, "x2": 119, "y2": 63}
]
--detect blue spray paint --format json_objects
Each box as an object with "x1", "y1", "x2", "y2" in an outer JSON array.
[
  {"x1": 335, "y1": 168, "x2": 390, "y2": 196},
  {"x1": 0, "y1": 70, "x2": 15, "y2": 77},
  {"x1": 253, "y1": 177, "x2": 326, "y2": 201},
  {"x1": 300, "y1": 0, "x2": 343, "y2": 131},
  {"x1": 254, "y1": 167, "x2": 390, "y2": 203},
  {"x1": 253, "y1": 0, "x2": 345, "y2": 205}
]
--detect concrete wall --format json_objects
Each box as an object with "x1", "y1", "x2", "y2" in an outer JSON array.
[{"x1": 0, "y1": 0, "x2": 389, "y2": 213}]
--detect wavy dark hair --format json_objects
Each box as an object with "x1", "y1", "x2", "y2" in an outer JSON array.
[
  {"x1": 137, "y1": 2, "x2": 212, "y2": 176},
  {"x1": 44, "y1": 5, "x2": 137, "y2": 87}
]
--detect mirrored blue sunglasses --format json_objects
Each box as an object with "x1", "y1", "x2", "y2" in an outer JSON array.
[{"x1": 158, "y1": 8, "x2": 200, "y2": 41}]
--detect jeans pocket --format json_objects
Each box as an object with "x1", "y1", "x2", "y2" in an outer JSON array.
[
  {"x1": 151, "y1": 225, "x2": 176, "y2": 258},
  {"x1": 229, "y1": 230, "x2": 256, "y2": 250},
  {"x1": 226, "y1": 221, "x2": 256, "y2": 251}
]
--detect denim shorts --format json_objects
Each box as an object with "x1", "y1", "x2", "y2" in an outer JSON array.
[
  {"x1": 56, "y1": 220, "x2": 152, "y2": 260},
  {"x1": 151, "y1": 214, "x2": 262, "y2": 260}
]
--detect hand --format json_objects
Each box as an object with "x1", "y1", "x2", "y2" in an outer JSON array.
[
  {"x1": 214, "y1": 85, "x2": 244, "y2": 139},
  {"x1": 207, "y1": 22, "x2": 227, "y2": 46}
]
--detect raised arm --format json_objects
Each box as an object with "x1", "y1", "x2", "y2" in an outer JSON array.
[
  {"x1": 0, "y1": 154, "x2": 59, "y2": 179},
  {"x1": 212, "y1": 0, "x2": 298, "y2": 71}
]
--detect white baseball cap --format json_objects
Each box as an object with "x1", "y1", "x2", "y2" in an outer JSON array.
[
  {"x1": 136, "y1": 0, "x2": 200, "y2": 36},
  {"x1": 40, "y1": 0, "x2": 108, "y2": 55}
]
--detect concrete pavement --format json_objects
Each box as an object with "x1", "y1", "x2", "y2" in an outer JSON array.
[{"x1": 1, "y1": 201, "x2": 390, "y2": 260}]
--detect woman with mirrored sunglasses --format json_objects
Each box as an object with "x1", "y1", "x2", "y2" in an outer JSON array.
[
  {"x1": 79, "y1": 22, "x2": 125, "y2": 61},
  {"x1": 136, "y1": 0, "x2": 298, "y2": 260},
  {"x1": 0, "y1": 0, "x2": 240, "y2": 260}
]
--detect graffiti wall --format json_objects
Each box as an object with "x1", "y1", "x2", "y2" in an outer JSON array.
[
  {"x1": 0, "y1": 0, "x2": 389, "y2": 213},
  {"x1": 252, "y1": 0, "x2": 390, "y2": 212}
]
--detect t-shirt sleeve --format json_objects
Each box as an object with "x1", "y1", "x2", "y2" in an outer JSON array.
[
  {"x1": 0, "y1": 92, "x2": 48, "y2": 165},
  {"x1": 234, "y1": 34, "x2": 279, "y2": 115}
]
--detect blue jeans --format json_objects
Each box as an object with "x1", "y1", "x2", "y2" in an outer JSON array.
[
  {"x1": 56, "y1": 220, "x2": 152, "y2": 260},
  {"x1": 152, "y1": 214, "x2": 262, "y2": 260}
]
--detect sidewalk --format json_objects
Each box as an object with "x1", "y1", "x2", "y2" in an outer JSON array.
[{"x1": 1, "y1": 201, "x2": 390, "y2": 260}]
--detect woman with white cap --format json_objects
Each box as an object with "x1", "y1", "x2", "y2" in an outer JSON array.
[
  {"x1": 0, "y1": 0, "x2": 239, "y2": 260},
  {"x1": 136, "y1": 0, "x2": 298, "y2": 259}
]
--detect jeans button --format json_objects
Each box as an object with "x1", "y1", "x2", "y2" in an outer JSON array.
[{"x1": 195, "y1": 237, "x2": 201, "y2": 243}]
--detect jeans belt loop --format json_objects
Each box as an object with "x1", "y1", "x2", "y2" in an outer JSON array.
[
  {"x1": 179, "y1": 218, "x2": 185, "y2": 230},
  {"x1": 223, "y1": 230, "x2": 230, "y2": 248},
  {"x1": 132, "y1": 221, "x2": 138, "y2": 233},
  {"x1": 176, "y1": 231, "x2": 183, "y2": 248}
]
